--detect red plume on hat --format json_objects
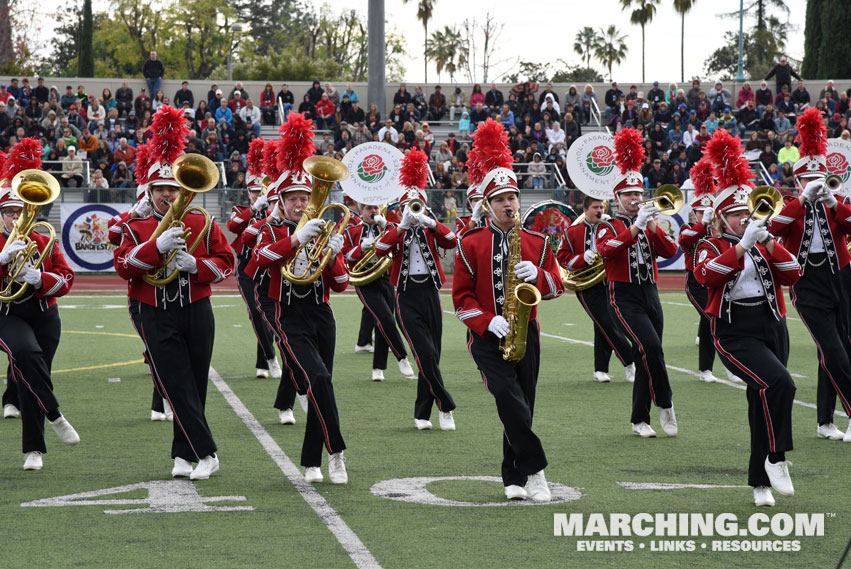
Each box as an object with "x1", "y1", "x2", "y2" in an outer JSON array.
[
  {"x1": 705, "y1": 129, "x2": 753, "y2": 191},
  {"x1": 795, "y1": 107, "x2": 827, "y2": 158},
  {"x1": 467, "y1": 118, "x2": 512, "y2": 187},
  {"x1": 149, "y1": 105, "x2": 189, "y2": 167},
  {"x1": 277, "y1": 113, "x2": 315, "y2": 175},
  {"x1": 134, "y1": 144, "x2": 152, "y2": 187},
  {"x1": 689, "y1": 157, "x2": 717, "y2": 197},
  {"x1": 3, "y1": 137, "x2": 43, "y2": 183},
  {"x1": 0, "y1": 150, "x2": 7, "y2": 182},
  {"x1": 247, "y1": 138, "x2": 266, "y2": 180},
  {"x1": 613, "y1": 128, "x2": 644, "y2": 175},
  {"x1": 400, "y1": 148, "x2": 429, "y2": 190}
]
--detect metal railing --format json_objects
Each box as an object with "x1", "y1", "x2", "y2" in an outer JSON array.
[
  {"x1": 590, "y1": 98, "x2": 610, "y2": 134},
  {"x1": 749, "y1": 160, "x2": 773, "y2": 186},
  {"x1": 43, "y1": 160, "x2": 92, "y2": 188}
]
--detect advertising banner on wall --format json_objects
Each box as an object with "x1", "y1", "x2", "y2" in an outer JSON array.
[{"x1": 60, "y1": 203, "x2": 132, "y2": 272}]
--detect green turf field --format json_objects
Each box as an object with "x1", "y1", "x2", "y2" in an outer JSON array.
[{"x1": 1, "y1": 290, "x2": 849, "y2": 568}]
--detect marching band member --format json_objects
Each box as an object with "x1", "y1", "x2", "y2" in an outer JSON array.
[
  {"x1": 557, "y1": 195, "x2": 635, "y2": 383},
  {"x1": 253, "y1": 114, "x2": 349, "y2": 483},
  {"x1": 114, "y1": 106, "x2": 234, "y2": 480},
  {"x1": 455, "y1": 185, "x2": 488, "y2": 238},
  {"x1": 0, "y1": 138, "x2": 78, "y2": 471},
  {"x1": 374, "y1": 148, "x2": 458, "y2": 431},
  {"x1": 769, "y1": 108, "x2": 851, "y2": 442},
  {"x1": 343, "y1": 202, "x2": 416, "y2": 381},
  {"x1": 347, "y1": 201, "x2": 376, "y2": 354},
  {"x1": 452, "y1": 119, "x2": 564, "y2": 501},
  {"x1": 596, "y1": 128, "x2": 680, "y2": 438},
  {"x1": 227, "y1": 138, "x2": 281, "y2": 380},
  {"x1": 695, "y1": 129, "x2": 801, "y2": 506},
  {"x1": 106, "y1": 143, "x2": 171, "y2": 421},
  {"x1": 678, "y1": 159, "x2": 720, "y2": 383}
]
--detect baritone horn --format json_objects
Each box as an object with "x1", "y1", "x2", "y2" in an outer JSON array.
[
  {"x1": 744, "y1": 185, "x2": 783, "y2": 223},
  {"x1": 633, "y1": 185, "x2": 684, "y2": 216},
  {"x1": 281, "y1": 156, "x2": 351, "y2": 285},
  {"x1": 348, "y1": 205, "x2": 394, "y2": 287},
  {"x1": 142, "y1": 153, "x2": 217, "y2": 286},
  {"x1": 561, "y1": 200, "x2": 608, "y2": 291},
  {"x1": 0, "y1": 170, "x2": 60, "y2": 302}
]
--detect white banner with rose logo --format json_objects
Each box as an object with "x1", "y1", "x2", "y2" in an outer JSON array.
[
  {"x1": 61, "y1": 203, "x2": 131, "y2": 272},
  {"x1": 826, "y1": 139, "x2": 851, "y2": 197},
  {"x1": 340, "y1": 142, "x2": 406, "y2": 205},
  {"x1": 566, "y1": 133, "x2": 619, "y2": 200}
]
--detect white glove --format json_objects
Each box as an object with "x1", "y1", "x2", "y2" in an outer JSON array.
[
  {"x1": 599, "y1": 213, "x2": 611, "y2": 222},
  {"x1": 740, "y1": 219, "x2": 768, "y2": 250},
  {"x1": 173, "y1": 250, "x2": 198, "y2": 274},
  {"x1": 15, "y1": 267, "x2": 42, "y2": 288},
  {"x1": 0, "y1": 240, "x2": 28, "y2": 265},
  {"x1": 252, "y1": 194, "x2": 269, "y2": 212},
  {"x1": 372, "y1": 214, "x2": 387, "y2": 229},
  {"x1": 269, "y1": 203, "x2": 281, "y2": 220},
  {"x1": 583, "y1": 250, "x2": 596, "y2": 264},
  {"x1": 155, "y1": 227, "x2": 185, "y2": 254},
  {"x1": 635, "y1": 205, "x2": 658, "y2": 231},
  {"x1": 514, "y1": 260, "x2": 538, "y2": 283},
  {"x1": 802, "y1": 179, "x2": 822, "y2": 201},
  {"x1": 326, "y1": 233, "x2": 344, "y2": 256},
  {"x1": 471, "y1": 200, "x2": 485, "y2": 223},
  {"x1": 487, "y1": 315, "x2": 510, "y2": 338},
  {"x1": 399, "y1": 206, "x2": 418, "y2": 230},
  {"x1": 820, "y1": 190, "x2": 838, "y2": 208},
  {"x1": 701, "y1": 208, "x2": 713, "y2": 225},
  {"x1": 295, "y1": 218, "x2": 325, "y2": 244},
  {"x1": 418, "y1": 213, "x2": 437, "y2": 228},
  {"x1": 134, "y1": 194, "x2": 153, "y2": 217},
  {"x1": 360, "y1": 236, "x2": 375, "y2": 249}
]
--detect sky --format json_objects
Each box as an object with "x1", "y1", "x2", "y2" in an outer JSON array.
[{"x1": 29, "y1": 0, "x2": 808, "y2": 84}]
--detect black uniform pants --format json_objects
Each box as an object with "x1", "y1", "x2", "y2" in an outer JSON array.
[
  {"x1": 685, "y1": 271, "x2": 717, "y2": 372},
  {"x1": 576, "y1": 281, "x2": 633, "y2": 373},
  {"x1": 356, "y1": 278, "x2": 407, "y2": 370},
  {"x1": 396, "y1": 280, "x2": 456, "y2": 420},
  {"x1": 609, "y1": 281, "x2": 673, "y2": 424},
  {"x1": 126, "y1": 298, "x2": 165, "y2": 413},
  {"x1": 468, "y1": 324, "x2": 547, "y2": 487},
  {"x1": 791, "y1": 259, "x2": 851, "y2": 425},
  {"x1": 254, "y1": 280, "x2": 296, "y2": 412},
  {"x1": 237, "y1": 264, "x2": 276, "y2": 369},
  {"x1": 357, "y1": 304, "x2": 375, "y2": 347},
  {"x1": 272, "y1": 300, "x2": 345, "y2": 467},
  {"x1": 711, "y1": 303, "x2": 795, "y2": 487},
  {"x1": 139, "y1": 297, "x2": 217, "y2": 462},
  {"x1": 0, "y1": 302, "x2": 62, "y2": 454}
]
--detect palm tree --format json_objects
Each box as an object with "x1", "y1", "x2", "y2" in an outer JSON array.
[
  {"x1": 673, "y1": 0, "x2": 696, "y2": 83},
  {"x1": 403, "y1": 0, "x2": 436, "y2": 82},
  {"x1": 426, "y1": 29, "x2": 448, "y2": 82},
  {"x1": 442, "y1": 26, "x2": 467, "y2": 83},
  {"x1": 573, "y1": 27, "x2": 599, "y2": 70},
  {"x1": 594, "y1": 25, "x2": 629, "y2": 82},
  {"x1": 620, "y1": 0, "x2": 660, "y2": 82}
]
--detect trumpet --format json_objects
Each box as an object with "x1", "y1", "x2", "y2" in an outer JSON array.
[
  {"x1": 0, "y1": 170, "x2": 60, "y2": 302},
  {"x1": 348, "y1": 206, "x2": 394, "y2": 287},
  {"x1": 281, "y1": 156, "x2": 351, "y2": 285},
  {"x1": 143, "y1": 154, "x2": 217, "y2": 286},
  {"x1": 405, "y1": 188, "x2": 426, "y2": 215},
  {"x1": 631, "y1": 185, "x2": 684, "y2": 216},
  {"x1": 825, "y1": 174, "x2": 843, "y2": 193}
]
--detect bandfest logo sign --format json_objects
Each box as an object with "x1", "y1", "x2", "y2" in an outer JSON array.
[
  {"x1": 341, "y1": 142, "x2": 405, "y2": 206},
  {"x1": 61, "y1": 203, "x2": 130, "y2": 272},
  {"x1": 566, "y1": 133, "x2": 620, "y2": 201}
]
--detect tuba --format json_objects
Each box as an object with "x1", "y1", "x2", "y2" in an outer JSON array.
[
  {"x1": 632, "y1": 185, "x2": 684, "y2": 216},
  {"x1": 0, "y1": 170, "x2": 61, "y2": 302},
  {"x1": 281, "y1": 156, "x2": 351, "y2": 285},
  {"x1": 347, "y1": 205, "x2": 394, "y2": 287},
  {"x1": 143, "y1": 154, "x2": 218, "y2": 286},
  {"x1": 500, "y1": 210, "x2": 541, "y2": 362}
]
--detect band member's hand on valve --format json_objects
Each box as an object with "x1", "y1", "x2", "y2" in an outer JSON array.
[
  {"x1": 819, "y1": 187, "x2": 837, "y2": 208},
  {"x1": 134, "y1": 194, "x2": 153, "y2": 217},
  {"x1": 14, "y1": 266, "x2": 42, "y2": 287},
  {"x1": 600, "y1": 213, "x2": 611, "y2": 222},
  {"x1": 635, "y1": 205, "x2": 658, "y2": 230},
  {"x1": 471, "y1": 200, "x2": 485, "y2": 223},
  {"x1": 373, "y1": 214, "x2": 387, "y2": 228},
  {"x1": 802, "y1": 179, "x2": 823, "y2": 201},
  {"x1": 487, "y1": 315, "x2": 510, "y2": 338},
  {"x1": 740, "y1": 218, "x2": 768, "y2": 250},
  {"x1": 514, "y1": 260, "x2": 539, "y2": 283},
  {"x1": 583, "y1": 249, "x2": 596, "y2": 264},
  {"x1": 702, "y1": 208, "x2": 713, "y2": 225},
  {"x1": 327, "y1": 234, "x2": 344, "y2": 256},
  {"x1": 0, "y1": 240, "x2": 28, "y2": 265},
  {"x1": 295, "y1": 218, "x2": 325, "y2": 244},
  {"x1": 398, "y1": 206, "x2": 418, "y2": 230},
  {"x1": 269, "y1": 203, "x2": 281, "y2": 220},
  {"x1": 173, "y1": 250, "x2": 198, "y2": 274},
  {"x1": 360, "y1": 236, "x2": 375, "y2": 249},
  {"x1": 252, "y1": 194, "x2": 269, "y2": 212},
  {"x1": 156, "y1": 227, "x2": 186, "y2": 254},
  {"x1": 417, "y1": 212, "x2": 437, "y2": 228}
]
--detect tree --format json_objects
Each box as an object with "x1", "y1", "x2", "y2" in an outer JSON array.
[
  {"x1": 573, "y1": 27, "x2": 599, "y2": 70},
  {"x1": 427, "y1": 26, "x2": 466, "y2": 83},
  {"x1": 672, "y1": 0, "x2": 695, "y2": 83},
  {"x1": 460, "y1": 13, "x2": 509, "y2": 83},
  {"x1": 234, "y1": 0, "x2": 307, "y2": 57},
  {"x1": 594, "y1": 25, "x2": 629, "y2": 82},
  {"x1": 0, "y1": 0, "x2": 12, "y2": 70},
  {"x1": 502, "y1": 61, "x2": 552, "y2": 84},
  {"x1": 78, "y1": 0, "x2": 94, "y2": 77},
  {"x1": 402, "y1": 0, "x2": 434, "y2": 82},
  {"x1": 816, "y1": 0, "x2": 851, "y2": 79},
  {"x1": 801, "y1": 0, "x2": 822, "y2": 77},
  {"x1": 620, "y1": 0, "x2": 660, "y2": 83}
]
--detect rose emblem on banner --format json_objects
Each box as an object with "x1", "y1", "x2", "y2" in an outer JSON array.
[
  {"x1": 586, "y1": 146, "x2": 615, "y2": 176},
  {"x1": 357, "y1": 154, "x2": 388, "y2": 183},
  {"x1": 826, "y1": 152, "x2": 851, "y2": 182}
]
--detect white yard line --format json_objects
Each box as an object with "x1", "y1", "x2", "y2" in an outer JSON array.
[{"x1": 209, "y1": 367, "x2": 381, "y2": 569}]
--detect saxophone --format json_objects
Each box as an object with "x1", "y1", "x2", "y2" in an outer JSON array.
[{"x1": 500, "y1": 211, "x2": 542, "y2": 362}]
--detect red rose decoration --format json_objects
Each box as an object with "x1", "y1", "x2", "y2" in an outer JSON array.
[
  {"x1": 362, "y1": 154, "x2": 385, "y2": 175},
  {"x1": 826, "y1": 152, "x2": 849, "y2": 175},
  {"x1": 591, "y1": 146, "x2": 614, "y2": 167}
]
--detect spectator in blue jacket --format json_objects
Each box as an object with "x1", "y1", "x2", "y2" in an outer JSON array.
[{"x1": 215, "y1": 98, "x2": 233, "y2": 126}]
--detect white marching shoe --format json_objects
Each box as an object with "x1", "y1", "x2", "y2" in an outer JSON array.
[
  {"x1": 660, "y1": 406, "x2": 678, "y2": 437},
  {"x1": 817, "y1": 423, "x2": 844, "y2": 440},
  {"x1": 23, "y1": 451, "x2": 43, "y2": 471},
  {"x1": 172, "y1": 457, "x2": 193, "y2": 478},
  {"x1": 764, "y1": 457, "x2": 794, "y2": 496},
  {"x1": 845, "y1": 422, "x2": 851, "y2": 443},
  {"x1": 631, "y1": 422, "x2": 657, "y2": 438},
  {"x1": 151, "y1": 410, "x2": 167, "y2": 421},
  {"x1": 414, "y1": 419, "x2": 433, "y2": 430},
  {"x1": 297, "y1": 394, "x2": 309, "y2": 413},
  {"x1": 525, "y1": 470, "x2": 551, "y2": 502},
  {"x1": 593, "y1": 371, "x2": 611, "y2": 383},
  {"x1": 256, "y1": 368, "x2": 270, "y2": 378},
  {"x1": 355, "y1": 344, "x2": 374, "y2": 353},
  {"x1": 439, "y1": 411, "x2": 456, "y2": 431},
  {"x1": 753, "y1": 486, "x2": 775, "y2": 507},
  {"x1": 304, "y1": 466, "x2": 323, "y2": 483},
  {"x1": 699, "y1": 370, "x2": 717, "y2": 383},
  {"x1": 372, "y1": 369, "x2": 385, "y2": 382},
  {"x1": 505, "y1": 485, "x2": 527, "y2": 500},
  {"x1": 49, "y1": 415, "x2": 80, "y2": 445},
  {"x1": 695, "y1": 335, "x2": 700, "y2": 346},
  {"x1": 726, "y1": 369, "x2": 745, "y2": 383},
  {"x1": 278, "y1": 408, "x2": 295, "y2": 425},
  {"x1": 163, "y1": 400, "x2": 173, "y2": 422},
  {"x1": 328, "y1": 451, "x2": 348, "y2": 484},
  {"x1": 4, "y1": 403, "x2": 20, "y2": 418},
  {"x1": 267, "y1": 357, "x2": 282, "y2": 379},
  {"x1": 398, "y1": 357, "x2": 416, "y2": 379},
  {"x1": 190, "y1": 454, "x2": 219, "y2": 480},
  {"x1": 624, "y1": 364, "x2": 636, "y2": 383}
]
